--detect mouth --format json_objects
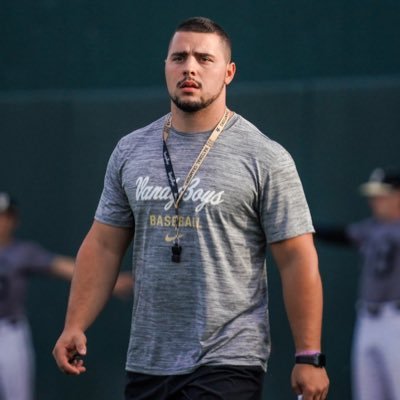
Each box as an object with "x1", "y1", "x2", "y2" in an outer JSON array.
[{"x1": 178, "y1": 79, "x2": 201, "y2": 89}]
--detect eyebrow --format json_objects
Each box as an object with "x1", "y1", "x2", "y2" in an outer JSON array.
[{"x1": 170, "y1": 51, "x2": 215, "y2": 59}]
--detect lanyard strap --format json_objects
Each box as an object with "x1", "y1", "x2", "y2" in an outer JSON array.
[{"x1": 162, "y1": 109, "x2": 230, "y2": 209}]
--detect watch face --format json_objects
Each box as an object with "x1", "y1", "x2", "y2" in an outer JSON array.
[{"x1": 295, "y1": 353, "x2": 326, "y2": 367}]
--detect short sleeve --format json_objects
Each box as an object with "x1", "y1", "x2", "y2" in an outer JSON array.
[
  {"x1": 260, "y1": 148, "x2": 314, "y2": 243},
  {"x1": 95, "y1": 142, "x2": 134, "y2": 227}
]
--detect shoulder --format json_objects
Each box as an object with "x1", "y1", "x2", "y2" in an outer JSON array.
[
  {"x1": 229, "y1": 114, "x2": 289, "y2": 157},
  {"x1": 106, "y1": 115, "x2": 167, "y2": 166},
  {"x1": 8, "y1": 239, "x2": 38, "y2": 251},
  {"x1": 347, "y1": 218, "x2": 375, "y2": 239},
  {"x1": 18, "y1": 240, "x2": 52, "y2": 254},
  {"x1": 117, "y1": 115, "x2": 166, "y2": 150},
  {"x1": 349, "y1": 217, "x2": 375, "y2": 230},
  {"x1": 5, "y1": 240, "x2": 54, "y2": 261},
  {"x1": 227, "y1": 114, "x2": 293, "y2": 164}
]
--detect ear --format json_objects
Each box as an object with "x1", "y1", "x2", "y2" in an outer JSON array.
[{"x1": 225, "y1": 62, "x2": 236, "y2": 85}]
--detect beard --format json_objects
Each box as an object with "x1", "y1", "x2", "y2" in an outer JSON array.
[
  {"x1": 170, "y1": 96, "x2": 215, "y2": 112},
  {"x1": 170, "y1": 82, "x2": 225, "y2": 113}
]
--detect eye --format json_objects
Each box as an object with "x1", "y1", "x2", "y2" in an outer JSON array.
[
  {"x1": 171, "y1": 54, "x2": 185, "y2": 63},
  {"x1": 200, "y1": 55, "x2": 212, "y2": 62}
]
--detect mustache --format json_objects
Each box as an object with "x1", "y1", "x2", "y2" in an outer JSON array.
[{"x1": 177, "y1": 78, "x2": 202, "y2": 89}]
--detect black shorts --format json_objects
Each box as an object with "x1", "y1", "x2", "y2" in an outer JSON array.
[{"x1": 124, "y1": 365, "x2": 264, "y2": 400}]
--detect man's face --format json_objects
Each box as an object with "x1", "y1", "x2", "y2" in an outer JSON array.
[
  {"x1": 368, "y1": 191, "x2": 400, "y2": 221},
  {"x1": 165, "y1": 31, "x2": 235, "y2": 113}
]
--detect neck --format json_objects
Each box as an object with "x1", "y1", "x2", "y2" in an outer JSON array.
[{"x1": 170, "y1": 103, "x2": 228, "y2": 133}]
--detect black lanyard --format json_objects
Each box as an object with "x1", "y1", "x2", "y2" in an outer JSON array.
[{"x1": 162, "y1": 109, "x2": 231, "y2": 263}]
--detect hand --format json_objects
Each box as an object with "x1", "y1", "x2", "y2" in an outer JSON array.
[
  {"x1": 52, "y1": 329, "x2": 87, "y2": 375},
  {"x1": 112, "y1": 272, "x2": 134, "y2": 299},
  {"x1": 291, "y1": 364, "x2": 329, "y2": 400}
]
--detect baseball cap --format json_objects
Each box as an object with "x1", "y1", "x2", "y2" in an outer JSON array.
[
  {"x1": 359, "y1": 167, "x2": 400, "y2": 196},
  {"x1": 0, "y1": 192, "x2": 17, "y2": 213}
]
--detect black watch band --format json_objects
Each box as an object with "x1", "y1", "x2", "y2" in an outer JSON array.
[{"x1": 295, "y1": 353, "x2": 326, "y2": 368}]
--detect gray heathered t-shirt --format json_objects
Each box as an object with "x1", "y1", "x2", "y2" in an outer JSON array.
[{"x1": 95, "y1": 113, "x2": 314, "y2": 375}]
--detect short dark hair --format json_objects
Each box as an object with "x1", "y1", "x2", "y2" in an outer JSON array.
[{"x1": 172, "y1": 17, "x2": 232, "y2": 61}]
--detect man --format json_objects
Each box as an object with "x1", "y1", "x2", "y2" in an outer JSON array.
[
  {"x1": 316, "y1": 167, "x2": 400, "y2": 400},
  {"x1": 0, "y1": 192, "x2": 132, "y2": 400},
  {"x1": 53, "y1": 17, "x2": 329, "y2": 400}
]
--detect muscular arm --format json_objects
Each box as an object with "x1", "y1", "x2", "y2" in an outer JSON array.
[
  {"x1": 53, "y1": 220, "x2": 133, "y2": 375},
  {"x1": 270, "y1": 233, "x2": 329, "y2": 399},
  {"x1": 271, "y1": 233, "x2": 322, "y2": 351}
]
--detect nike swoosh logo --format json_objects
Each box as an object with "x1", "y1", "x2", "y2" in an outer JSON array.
[{"x1": 165, "y1": 233, "x2": 183, "y2": 242}]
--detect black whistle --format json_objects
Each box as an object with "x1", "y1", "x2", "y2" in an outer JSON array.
[{"x1": 171, "y1": 243, "x2": 182, "y2": 263}]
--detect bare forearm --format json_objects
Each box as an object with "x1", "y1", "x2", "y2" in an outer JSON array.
[
  {"x1": 53, "y1": 222, "x2": 133, "y2": 375},
  {"x1": 271, "y1": 234, "x2": 323, "y2": 352},
  {"x1": 63, "y1": 222, "x2": 133, "y2": 332},
  {"x1": 64, "y1": 243, "x2": 119, "y2": 331},
  {"x1": 280, "y1": 260, "x2": 323, "y2": 351},
  {"x1": 271, "y1": 234, "x2": 329, "y2": 397}
]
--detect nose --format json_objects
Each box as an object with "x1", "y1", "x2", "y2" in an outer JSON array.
[{"x1": 183, "y1": 56, "x2": 197, "y2": 76}]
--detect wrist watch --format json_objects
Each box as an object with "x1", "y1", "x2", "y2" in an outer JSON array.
[{"x1": 295, "y1": 352, "x2": 326, "y2": 368}]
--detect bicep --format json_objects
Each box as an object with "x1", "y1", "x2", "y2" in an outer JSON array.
[
  {"x1": 79, "y1": 221, "x2": 134, "y2": 260},
  {"x1": 270, "y1": 233, "x2": 318, "y2": 273}
]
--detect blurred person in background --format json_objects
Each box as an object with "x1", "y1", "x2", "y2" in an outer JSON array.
[
  {"x1": 316, "y1": 167, "x2": 400, "y2": 400},
  {"x1": 0, "y1": 191, "x2": 132, "y2": 400}
]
